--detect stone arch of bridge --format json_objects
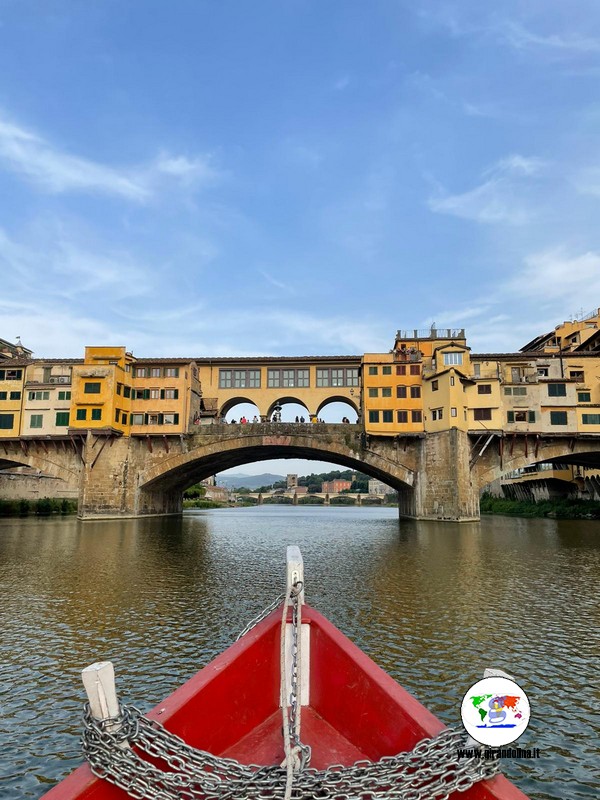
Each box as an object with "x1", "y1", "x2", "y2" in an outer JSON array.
[
  {"x1": 219, "y1": 396, "x2": 264, "y2": 419},
  {"x1": 138, "y1": 434, "x2": 416, "y2": 498},
  {"x1": 475, "y1": 438, "x2": 600, "y2": 489},
  {"x1": 315, "y1": 395, "x2": 360, "y2": 419},
  {"x1": 0, "y1": 452, "x2": 81, "y2": 488},
  {"x1": 265, "y1": 396, "x2": 311, "y2": 420}
]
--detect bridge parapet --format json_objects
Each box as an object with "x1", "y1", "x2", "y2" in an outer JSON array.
[{"x1": 191, "y1": 421, "x2": 363, "y2": 433}]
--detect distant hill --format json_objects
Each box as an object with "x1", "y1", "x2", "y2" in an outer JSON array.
[{"x1": 217, "y1": 472, "x2": 285, "y2": 490}]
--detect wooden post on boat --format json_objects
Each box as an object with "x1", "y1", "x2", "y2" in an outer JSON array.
[
  {"x1": 283, "y1": 546, "x2": 309, "y2": 707},
  {"x1": 82, "y1": 661, "x2": 128, "y2": 747},
  {"x1": 286, "y1": 545, "x2": 305, "y2": 602},
  {"x1": 484, "y1": 667, "x2": 514, "y2": 679}
]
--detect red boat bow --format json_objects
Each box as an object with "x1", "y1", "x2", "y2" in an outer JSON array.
[{"x1": 42, "y1": 550, "x2": 530, "y2": 800}]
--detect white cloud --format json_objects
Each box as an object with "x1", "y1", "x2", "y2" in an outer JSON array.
[
  {"x1": 573, "y1": 166, "x2": 600, "y2": 198},
  {"x1": 153, "y1": 152, "x2": 220, "y2": 188},
  {"x1": 259, "y1": 269, "x2": 294, "y2": 293},
  {"x1": 506, "y1": 248, "x2": 600, "y2": 307},
  {"x1": 0, "y1": 224, "x2": 152, "y2": 302},
  {"x1": 0, "y1": 117, "x2": 149, "y2": 200},
  {"x1": 428, "y1": 154, "x2": 545, "y2": 224},
  {"x1": 0, "y1": 114, "x2": 220, "y2": 200},
  {"x1": 502, "y1": 21, "x2": 600, "y2": 54}
]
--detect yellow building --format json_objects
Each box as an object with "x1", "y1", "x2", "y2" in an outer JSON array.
[
  {"x1": 362, "y1": 328, "x2": 469, "y2": 436},
  {"x1": 70, "y1": 346, "x2": 135, "y2": 435},
  {"x1": 362, "y1": 351, "x2": 423, "y2": 435},
  {"x1": 521, "y1": 307, "x2": 600, "y2": 353},
  {"x1": 130, "y1": 359, "x2": 201, "y2": 436},
  {"x1": 70, "y1": 350, "x2": 201, "y2": 437},
  {"x1": 0, "y1": 360, "x2": 27, "y2": 438},
  {"x1": 21, "y1": 360, "x2": 80, "y2": 437},
  {"x1": 195, "y1": 357, "x2": 361, "y2": 422}
]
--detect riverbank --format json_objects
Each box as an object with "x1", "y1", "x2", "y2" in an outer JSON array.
[
  {"x1": 0, "y1": 497, "x2": 77, "y2": 517},
  {"x1": 480, "y1": 494, "x2": 600, "y2": 519}
]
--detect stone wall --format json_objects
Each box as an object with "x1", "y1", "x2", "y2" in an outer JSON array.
[{"x1": 0, "y1": 470, "x2": 78, "y2": 500}]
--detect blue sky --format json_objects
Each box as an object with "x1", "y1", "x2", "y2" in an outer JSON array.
[{"x1": 2, "y1": 1, "x2": 600, "y2": 473}]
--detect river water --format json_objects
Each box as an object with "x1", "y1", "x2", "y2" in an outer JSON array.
[{"x1": 0, "y1": 507, "x2": 598, "y2": 800}]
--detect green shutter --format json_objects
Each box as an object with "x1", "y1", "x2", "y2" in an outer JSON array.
[
  {"x1": 144, "y1": 413, "x2": 149, "y2": 425},
  {"x1": 160, "y1": 389, "x2": 165, "y2": 400},
  {"x1": 174, "y1": 389, "x2": 179, "y2": 400},
  {"x1": 144, "y1": 389, "x2": 150, "y2": 400},
  {"x1": 528, "y1": 411, "x2": 535, "y2": 422},
  {"x1": 158, "y1": 413, "x2": 164, "y2": 425},
  {"x1": 507, "y1": 411, "x2": 514, "y2": 423},
  {"x1": 174, "y1": 413, "x2": 179, "y2": 424}
]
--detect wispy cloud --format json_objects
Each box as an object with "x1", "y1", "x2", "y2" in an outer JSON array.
[
  {"x1": 418, "y1": 6, "x2": 600, "y2": 58},
  {"x1": 502, "y1": 21, "x2": 600, "y2": 55},
  {"x1": 0, "y1": 224, "x2": 152, "y2": 302},
  {"x1": 0, "y1": 117, "x2": 149, "y2": 199},
  {"x1": 0, "y1": 114, "x2": 220, "y2": 200},
  {"x1": 259, "y1": 269, "x2": 295, "y2": 293},
  {"x1": 573, "y1": 166, "x2": 600, "y2": 198},
  {"x1": 462, "y1": 102, "x2": 501, "y2": 119},
  {"x1": 428, "y1": 154, "x2": 546, "y2": 224},
  {"x1": 332, "y1": 75, "x2": 350, "y2": 91},
  {"x1": 506, "y1": 248, "x2": 600, "y2": 308},
  {"x1": 153, "y1": 151, "x2": 221, "y2": 188}
]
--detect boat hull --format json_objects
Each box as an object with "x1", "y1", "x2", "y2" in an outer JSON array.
[{"x1": 42, "y1": 604, "x2": 530, "y2": 799}]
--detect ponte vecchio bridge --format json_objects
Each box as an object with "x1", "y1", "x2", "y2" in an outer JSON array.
[{"x1": 2, "y1": 312, "x2": 600, "y2": 521}]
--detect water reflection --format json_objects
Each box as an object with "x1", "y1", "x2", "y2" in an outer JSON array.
[{"x1": 0, "y1": 509, "x2": 598, "y2": 799}]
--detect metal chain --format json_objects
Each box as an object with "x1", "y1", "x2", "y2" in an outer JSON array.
[
  {"x1": 82, "y1": 592, "x2": 500, "y2": 800},
  {"x1": 236, "y1": 593, "x2": 286, "y2": 641},
  {"x1": 82, "y1": 702, "x2": 500, "y2": 800},
  {"x1": 286, "y1": 580, "x2": 310, "y2": 769}
]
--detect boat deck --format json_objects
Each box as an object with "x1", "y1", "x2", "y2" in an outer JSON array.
[{"x1": 221, "y1": 706, "x2": 367, "y2": 768}]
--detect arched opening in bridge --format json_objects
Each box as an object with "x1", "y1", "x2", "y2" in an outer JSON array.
[
  {"x1": 316, "y1": 397, "x2": 359, "y2": 424},
  {"x1": 139, "y1": 436, "x2": 413, "y2": 517},
  {"x1": 220, "y1": 397, "x2": 261, "y2": 423},
  {"x1": 266, "y1": 397, "x2": 311, "y2": 423}
]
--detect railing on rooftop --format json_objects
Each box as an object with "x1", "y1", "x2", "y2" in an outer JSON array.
[
  {"x1": 396, "y1": 328, "x2": 465, "y2": 340},
  {"x1": 575, "y1": 308, "x2": 599, "y2": 323}
]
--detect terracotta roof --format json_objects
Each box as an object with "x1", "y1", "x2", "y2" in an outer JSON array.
[
  {"x1": 135, "y1": 355, "x2": 362, "y2": 364},
  {"x1": 0, "y1": 359, "x2": 33, "y2": 367},
  {"x1": 472, "y1": 351, "x2": 600, "y2": 360}
]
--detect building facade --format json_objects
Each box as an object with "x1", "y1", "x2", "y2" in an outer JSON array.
[{"x1": 1, "y1": 309, "x2": 600, "y2": 445}]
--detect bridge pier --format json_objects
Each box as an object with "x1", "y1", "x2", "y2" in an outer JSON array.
[
  {"x1": 406, "y1": 429, "x2": 479, "y2": 522},
  {"x1": 77, "y1": 435, "x2": 182, "y2": 519}
]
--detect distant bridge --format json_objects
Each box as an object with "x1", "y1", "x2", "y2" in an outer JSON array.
[{"x1": 232, "y1": 490, "x2": 389, "y2": 505}]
